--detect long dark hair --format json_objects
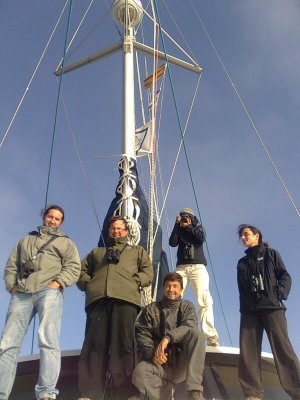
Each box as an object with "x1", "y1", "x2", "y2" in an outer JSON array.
[{"x1": 237, "y1": 224, "x2": 269, "y2": 248}]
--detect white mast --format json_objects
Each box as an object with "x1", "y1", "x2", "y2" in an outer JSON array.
[
  {"x1": 112, "y1": 0, "x2": 143, "y2": 158},
  {"x1": 54, "y1": 0, "x2": 201, "y2": 248},
  {"x1": 111, "y1": 0, "x2": 143, "y2": 242}
]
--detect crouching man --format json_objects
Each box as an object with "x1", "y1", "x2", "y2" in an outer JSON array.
[{"x1": 132, "y1": 272, "x2": 205, "y2": 400}]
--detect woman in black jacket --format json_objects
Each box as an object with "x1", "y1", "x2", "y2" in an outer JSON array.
[{"x1": 237, "y1": 224, "x2": 300, "y2": 400}]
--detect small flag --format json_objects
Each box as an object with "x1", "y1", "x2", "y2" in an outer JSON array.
[
  {"x1": 148, "y1": 89, "x2": 161, "y2": 110},
  {"x1": 135, "y1": 121, "x2": 152, "y2": 155},
  {"x1": 144, "y1": 64, "x2": 166, "y2": 89}
]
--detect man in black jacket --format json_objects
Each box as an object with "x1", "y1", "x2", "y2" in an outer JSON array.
[
  {"x1": 237, "y1": 224, "x2": 300, "y2": 400},
  {"x1": 169, "y1": 208, "x2": 219, "y2": 347},
  {"x1": 132, "y1": 272, "x2": 205, "y2": 400}
]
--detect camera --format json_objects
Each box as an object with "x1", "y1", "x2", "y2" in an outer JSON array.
[
  {"x1": 250, "y1": 274, "x2": 264, "y2": 294},
  {"x1": 182, "y1": 244, "x2": 195, "y2": 261},
  {"x1": 180, "y1": 214, "x2": 189, "y2": 223},
  {"x1": 20, "y1": 260, "x2": 36, "y2": 279},
  {"x1": 106, "y1": 248, "x2": 121, "y2": 264}
]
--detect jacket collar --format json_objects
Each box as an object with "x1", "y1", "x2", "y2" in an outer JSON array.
[
  {"x1": 162, "y1": 296, "x2": 182, "y2": 309},
  {"x1": 108, "y1": 235, "x2": 129, "y2": 246},
  {"x1": 245, "y1": 244, "x2": 265, "y2": 258},
  {"x1": 37, "y1": 225, "x2": 66, "y2": 237}
]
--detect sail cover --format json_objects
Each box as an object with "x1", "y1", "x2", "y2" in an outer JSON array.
[{"x1": 98, "y1": 157, "x2": 169, "y2": 300}]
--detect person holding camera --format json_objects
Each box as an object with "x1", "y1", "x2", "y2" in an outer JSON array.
[
  {"x1": 169, "y1": 208, "x2": 219, "y2": 347},
  {"x1": 77, "y1": 216, "x2": 153, "y2": 400},
  {"x1": 132, "y1": 272, "x2": 205, "y2": 400},
  {"x1": 0, "y1": 205, "x2": 81, "y2": 400},
  {"x1": 237, "y1": 224, "x2": 300, "y2": 400}
]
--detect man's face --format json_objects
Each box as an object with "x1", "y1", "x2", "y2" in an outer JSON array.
[
  {"x1": 163, "y1": 280, "x2": 183, "y2": 300},
  {"x1": 109, "y1": 220, "x2": 128, "y2": 238},
  {"x1": 43, "y1": 209, "x2": 63, "y2": 228}
]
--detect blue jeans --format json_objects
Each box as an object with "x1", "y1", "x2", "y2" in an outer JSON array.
[{"x1": 0, "y1": 288, "x2": 63, "y2": 400}]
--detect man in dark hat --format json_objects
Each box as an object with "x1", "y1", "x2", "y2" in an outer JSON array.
[{"x1": 169, "y1": 208, "x2": 219, "y2": 347}]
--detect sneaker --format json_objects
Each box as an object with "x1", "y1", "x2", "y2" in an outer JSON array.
[
  {"x1": 207, "y1": 336, "x2": 219, "y2": 346},
  {"x1": 187, "y1": 390, "x2": 203, "y2": 399}
]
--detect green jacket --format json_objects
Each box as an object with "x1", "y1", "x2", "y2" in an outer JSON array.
[
  {"x1": 4, "y1": 226, "x2": 81, "y2": 293},
  {"x1": 77, "y1": 236, "x2": 153, "y2": 308}
]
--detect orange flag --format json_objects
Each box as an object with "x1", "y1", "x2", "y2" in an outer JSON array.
[{"x1": 144, "y1": 64, "x2": 166, "y2": 89}]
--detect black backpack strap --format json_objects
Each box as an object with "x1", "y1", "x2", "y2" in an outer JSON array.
[{"x1": 32, "y1": 235, "x2": 59, "y2": 260}]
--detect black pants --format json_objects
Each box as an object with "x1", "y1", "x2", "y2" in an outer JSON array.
[
  {"x1": 239, "y1": 309, "x2": 300, "y2": 399},
  {"x1": 78, "y1": 298, "x2": 139, "y2": 400}
]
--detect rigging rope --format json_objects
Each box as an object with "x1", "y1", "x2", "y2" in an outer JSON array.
[
  {"x1": 0, "y1": 1, "x2": 69, "y2": 149},
  {"x1": 44, "y1": 0, "x2": 74, "y2": 208},
  {"x1": 154, "y1": 81, "x2": 176, "y2": 270},
  {"x1": 30, "y1": 0, "x2": 74, "y2": 356},
  {"x1": 56, "y1": 0, "x2": 114, "y2": 71},
  {"x1": 161, "y1": 0, "x2": 197, "y2": 63},
  {"x1": 152, "y1": 0, "x2": 233, "y2": 346},
  {"x1": 147, "y1": 0, "x2": 159, "y2": 261},
  {"x1": 153, "y1": 75, "x2": 201, "y2": 241},
  {"x1": 141, "y1": 6, "x2": 198, "y2": 66},
  {"x1": 56, "y1": 0, "x2": 96, "y2": 69},
  {"x1": 60, "y1": 95, "x2": 105, "y2": 245},
  {"x1": 188, "y1": 0, "x2": 300, "y2": 219}
]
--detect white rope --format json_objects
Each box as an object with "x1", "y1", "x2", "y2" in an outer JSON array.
[
  {"x1": 147, "y1": 0, "x2": 158, "y2": 263},
  {"x1": 135, "y1": 52, "x2": 146, "y2": 125},
  {"x1": 138, "y1": 2, "x2": 199, "y2": 66},
  {"x1": 0, "y1": 1, "x2": 69, "y2": 149},
  {"x1": 152, "y1": 259, "x2": 160, "y2": 302},
  {"x1": 153, "y1": 78, "x2": 176, "y2": 269},
  {"x1": 56, "y1": 0, "x2": 95, "y2": 70},
  {"x1": 161, "y1": 0, "x2": 197, "y2": 63},
  {"x1": 189, "y1": 0, "x2": 300, "y2": 219},
  {"x1": 125, "y1": 216, "x2": 140, "y2": 245},
  {"x1": 60, "y1": 93, "x2": 105, "y2": 244},
  {"x1": 153, "y1": 73, "x2": 202, "y2": 242}
]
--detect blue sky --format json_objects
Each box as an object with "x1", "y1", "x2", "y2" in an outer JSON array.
[{"x1": 0, "y1": 0, "x2": 300, "y2": 359}]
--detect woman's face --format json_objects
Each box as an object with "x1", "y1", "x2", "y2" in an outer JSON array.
[{"x1": 240, "y1": 227, "x2": 259, "y2": 248}]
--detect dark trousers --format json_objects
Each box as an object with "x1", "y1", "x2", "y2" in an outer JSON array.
[
  {"x1": 78, "y1": 298, "x2": 139, "y2": 400},
  {"x1": 239, "y1": 309, "x2": 300, "y2": 399}
]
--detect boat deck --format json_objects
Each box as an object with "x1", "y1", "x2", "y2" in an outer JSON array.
[{"x1": 12, "y1": 347, "x2": 289, "y2": 400}]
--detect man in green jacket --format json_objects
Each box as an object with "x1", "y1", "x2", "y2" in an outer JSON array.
[
  {"x1": 77, "y1": 216, "x2": 153, "y2": 400},
  {"x1": 0, "y1": 205, "x2": 81, "y2": 400}
]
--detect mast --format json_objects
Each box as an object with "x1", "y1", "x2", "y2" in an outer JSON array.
[
  {"x1": 111, "y1": 0, "x2": 143, "y2": 243},
  {"x1": 54, "y1": 0, "x2": 202, "y2": 251}
]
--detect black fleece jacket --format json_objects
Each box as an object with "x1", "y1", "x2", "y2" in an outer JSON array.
[
  {"x1": 135, "y1": 298, "x2": 198, "y2": 361},
  {"x1": 169, "y1": 223, "x2": 207, "y2": 266},
  {"x1": 237, "y1": 244, "x2": 291, "y2": 312}
]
